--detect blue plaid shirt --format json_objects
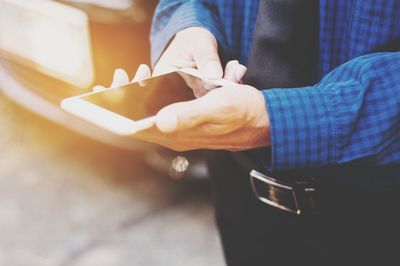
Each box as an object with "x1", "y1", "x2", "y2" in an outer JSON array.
[{"x1": 151, "y1": 0, "x2": 400, "y2": 172}]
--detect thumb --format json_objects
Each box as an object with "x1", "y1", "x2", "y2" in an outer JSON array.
[
  {"x1": 193, "y1": 38, "x2": 223, "y2": 80},
  {"x1": 155, "y1": 97, "x2": 214, "y2": 133}
]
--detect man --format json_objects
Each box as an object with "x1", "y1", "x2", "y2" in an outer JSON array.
[{"x1": 100, "y1": 0, "x2": 400, "y2": 265}]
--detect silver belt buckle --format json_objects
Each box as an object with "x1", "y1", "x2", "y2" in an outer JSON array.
[{"x1": 250, "y1": 170, "x2": 301, "y2": 215}]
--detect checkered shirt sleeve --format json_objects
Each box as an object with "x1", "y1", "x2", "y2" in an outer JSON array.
[{"x1": 263, "y1": 52, "x2": 400, "y2": 171}]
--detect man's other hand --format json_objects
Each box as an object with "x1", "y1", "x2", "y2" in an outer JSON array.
[
  {"x1": 135, "y1": 83, "x2": 270, "y2": 152},
  {"x1": 154, "y1": 27, "x2": 247, "y2": 97}
]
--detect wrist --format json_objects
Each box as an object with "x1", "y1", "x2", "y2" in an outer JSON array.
[
  {"x1": 253, "y1": 90, "x2": 271, "y2": 146},
  {"x1": 242, "y1": 87, "x2": 271, "y2": 148}
]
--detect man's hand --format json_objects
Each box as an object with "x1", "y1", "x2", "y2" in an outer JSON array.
[
  {"x1": 135, "y1": 83, "x2": 270, "y2": 152},
  {"x1": 154, "y1": 27, "x2": 247, "y2": 97}
]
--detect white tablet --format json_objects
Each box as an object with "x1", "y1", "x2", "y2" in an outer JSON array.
[{"x1": 61, "y1": 68, "x2": 232, "y2": 135}]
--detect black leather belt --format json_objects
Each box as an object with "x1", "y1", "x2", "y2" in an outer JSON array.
[
  {"x1": 250, "y1": 169, "x2": 319, "y2": 215},
  {"x1": 233, "y1": 151, "x2": 400, "y2": 216}
]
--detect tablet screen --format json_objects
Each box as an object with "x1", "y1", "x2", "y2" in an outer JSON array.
[{"x1": 81, "y1": 72, "x2": 194, "y2": 121}]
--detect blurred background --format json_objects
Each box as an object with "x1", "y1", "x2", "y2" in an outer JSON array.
[{"x1": 0, "y1": 0, "x2": 224, "y2": 265}]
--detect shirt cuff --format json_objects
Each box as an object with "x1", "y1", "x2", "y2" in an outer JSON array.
[
  {"x1": 150, "y1": 2, "x2": 226, "y2": 67},
  {"x1": 262, "y1": 87, "x2": 337, "y2": 172}
]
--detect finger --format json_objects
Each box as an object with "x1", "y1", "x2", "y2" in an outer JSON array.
[
  {"x1": 234, "y1": 64, "x2": 247, "y2": 83},
  {"x1": 111, "y1": 68, "x2": 130, "y2": 88},
  {"x1": 132, "y1": 64, "x2": 152, "y2": 86},
  {"x1": 155, "y1": 94, "x2": 217, "y2": 133},
  {"x1": 224, "y1": 61, "x2": 247, "y2": 83},
  {"x1": 132, "y1": 64, "x2": 152, "y2": 82},
  {"x1": 152, "y1": 42, "x2": 193, "y2": 77},
  {"x1": 223, "y1": 60, "x2": 239, "y2": 82},
  {"x1": 193, "y1": 44, "x2": 223, "y2": 80}
]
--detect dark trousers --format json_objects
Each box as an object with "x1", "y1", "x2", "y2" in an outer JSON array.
[{"x1": 208, "y1": 151, "x2": 400, "y2": 266}]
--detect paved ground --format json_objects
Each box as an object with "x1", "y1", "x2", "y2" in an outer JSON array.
[{"x1": 0, "y1": 95, "x2": 225, "y2": 266}]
